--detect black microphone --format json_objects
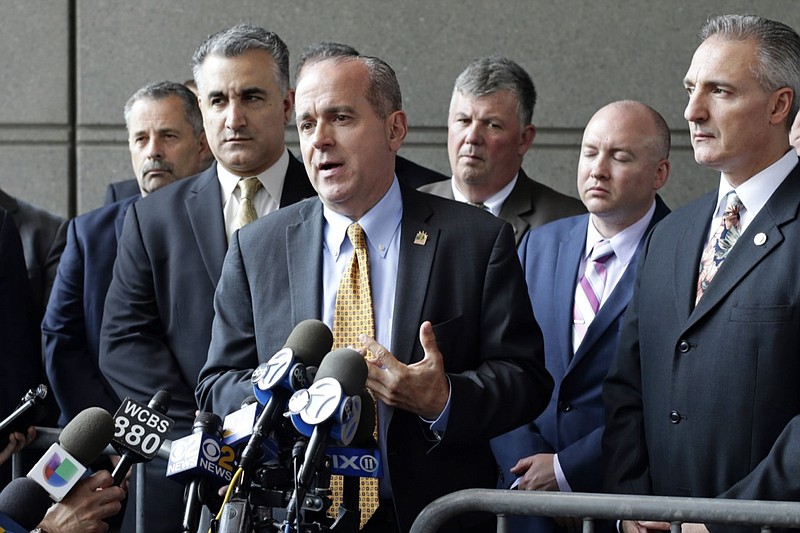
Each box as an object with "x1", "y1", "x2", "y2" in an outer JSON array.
[
  {"x1": 0, "y1": 384, "x2": 49, "y2": 444},
  {"x1": 216, "y1": 321, "x2": 332, "y2": 533},
  {"x1": 239, "y1": 320, "x2": 333, "y2": 474},
  {"x1": 285, "y1": 348, "x2": 368, "y2": 527},
  {"x1": 111, "y1": 390, "x2": 173, "y2": 486},
  {"x1": 0, "y1": 477, "x2": 52, "y2": 531},
  {"x1": 27, "y1": 406, "x2": 115, "y2": 501},
  {"x1": 166, "y1": 412, "x2": 230, "y2": 533}
]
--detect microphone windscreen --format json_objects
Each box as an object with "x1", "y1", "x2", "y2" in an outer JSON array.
[
  {"x1": 0, "y1": 477, "x2": 52, "y2": 530},
  {"x1": 314, "y1": 348, "x2": 368, "y2": 396},
  {"x1": 59, "y1": 406, "x2": 115, "y2": 465},
  {"x1": 148, "y1": 390, "x2": 171, "y2": 413},
  {"x1": 283, "y1": 319, "x2": 333, "y2": 367},
  {"x1": 351, "y1": 390, "x2": 376, "y2": 446},
  {"x1": 192, "y1": 412, "x2": 223, "y2": 437}
]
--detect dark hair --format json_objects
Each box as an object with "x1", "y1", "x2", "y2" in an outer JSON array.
[
  {"x1": 192, "y1": 24, "x2": 290, "y2": 96},
  {"x1": 123, "y1": 81, "x2": 203, "y2": 136}
]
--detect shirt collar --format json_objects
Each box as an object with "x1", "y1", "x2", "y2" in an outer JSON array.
[
  {"x1": 217, "y1": 149, "x2": 290, "y2": 204},
  {"x1": 451, "y1": 173, "x2": 519, "y2": 217},
  {"x1": 585, "y1": 199, "x2": 657, "y2": 266},
  {"x1": 323, "y1": 177, "x2": 403, "y2": 260},
  {"x1": 713, "y1": 149, "x2": 798, "y2": 217}
]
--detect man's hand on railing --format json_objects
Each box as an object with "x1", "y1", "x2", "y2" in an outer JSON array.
[
  {"x1": 510, "y1": 452, "x2": 558, "y2": 491},
  {"x1": 623, "y1": 520, "x2": 709, "y2": 533}
]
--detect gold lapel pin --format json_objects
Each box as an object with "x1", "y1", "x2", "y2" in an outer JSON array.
[{"x1": 414, "y1": 230, "x2": 428, "y2": 246}]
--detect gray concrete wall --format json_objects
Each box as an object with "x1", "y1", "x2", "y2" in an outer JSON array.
[{"x1": 1, "y1": 1, "x2": 798, "y2": 217}]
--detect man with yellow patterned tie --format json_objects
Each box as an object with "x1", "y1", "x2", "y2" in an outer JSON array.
[{"x1": 198, "y1": 54, "x2": 553, "y2": 532}]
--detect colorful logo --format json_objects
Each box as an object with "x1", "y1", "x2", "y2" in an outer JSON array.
[{"x1": 42, "y1": 452, "x2": 79, "y2": 487}]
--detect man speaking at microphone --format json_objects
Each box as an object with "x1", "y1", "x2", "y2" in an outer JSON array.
[{"x1": 197, "y1": 54, "x2": 553, "y2": 532}]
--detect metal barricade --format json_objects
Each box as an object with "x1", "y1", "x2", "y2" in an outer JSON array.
[
  {"x1": 10, "y1": 426, "x2": 172, "y2": 533},
  {"x1": 410, "y1": 489, "x2": 800, "y2": 533}
]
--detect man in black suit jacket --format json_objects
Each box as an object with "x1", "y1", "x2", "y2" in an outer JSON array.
[
  {"x1": 99, "y1": 26, "x2": 315, "y2": 533},
  {"x1": 0, "y1": 188, "x2": 66, "y2": 319},
  {"x1": 420, "y1": 56, "x2": 584, "y2": 245},
  {"x1": 603, "y1": 15, "x2": 800, "y2": 533},
  {"x1": 198, "y1": 54, "x2": 552, "y2": 533}
]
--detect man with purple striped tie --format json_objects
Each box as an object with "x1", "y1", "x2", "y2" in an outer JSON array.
[{"x1": 492, "y1": 100, "x2": 671, "y2": 533}]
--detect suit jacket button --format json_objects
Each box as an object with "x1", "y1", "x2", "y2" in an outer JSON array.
[
  {"x1": 558, "y1": 401, "x2": 573, "y2": 412},
  {"x1": 669, "y1": 410, "x2": 682, "y2": 424},
  {"x1": 678, "y1": 340, "x2": 690, "y2": 353}
]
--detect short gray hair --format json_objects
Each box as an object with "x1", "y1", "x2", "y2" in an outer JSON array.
[
  {"x1": 300, "y1": 55, "x2": 402, "y2": 119},
  {"x1": 699, "y1": 14, "x2": 800, "y2": 127},
  {"x1": 453, "y1": 56, "x2": 536, "y2": 126},
  {"x1": 123, "y1": 81, "x2": 204, "y2": 136},
  {"x1": 191, "y1": 24, "x2": 290, "y2": 97},
  {"x1": 295, "y1": 42, "x2": 359, "y2": 82}
]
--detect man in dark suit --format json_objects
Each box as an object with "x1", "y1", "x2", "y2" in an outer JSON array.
[
  {"x1": 99, "y1": 26, "x2": 315, "y2": 533},
  {"x1": 0, "y1": 207, "x2": 41, "y2": 429},
  {"x1": 0, "y1": 188, "x2": 66, "y2": 319},
  {"x1": 44, "y1": 81, "x2": 211, "y2": 427},
  {"x1": 492, "y1": 101, "x2": 671, "y2": 533},
  {"x1": 197, "y1": 54, "x2": 552, "y2": 533},
  {"x1": 603, "y1": 15, "x2": 800, "y2": 533},
  {"x1": 420, "y1": 56, "x2": 585, "y2": 245}
]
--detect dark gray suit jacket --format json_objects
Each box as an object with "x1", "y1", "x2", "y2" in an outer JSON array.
[
  {"x1": 197, "y1": 184, "x2": 553, "y2": 532},
  {"x1": 419, "y1": 169, "x2": 586, "y2": 245},
  {"x1": 604, "y1": 163, "x2": 800, "y2": 525},
  {"x1": 0, "y1": 188, "x2": 67, "y2": 318},
  {"x1": 99, "y1": 157, "x2": 313, "y2": 533}
]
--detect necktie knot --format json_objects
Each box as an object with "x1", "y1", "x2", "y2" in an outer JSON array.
[
  {"x1": 723, "y1": 192, "x2": 743, "y2": 230},
  {"x1": 590, "y1": 239, "x2": 615, "y2": 264},
  {"x1": 234, "y1": 178, "x2": 262, "y2": 230},
  {"x1": 347, "y1": 223, "x2": 367, "y2": 252}
]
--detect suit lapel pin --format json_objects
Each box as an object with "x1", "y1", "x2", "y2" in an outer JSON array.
[
  {"x1": 414, "y1": 230, "x2": 428, "y2": 246},
  {"x1": 753, "y1": 232, "x2": 767, "y2": 246}
]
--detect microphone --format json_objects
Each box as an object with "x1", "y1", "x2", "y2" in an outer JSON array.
[
  {"x1": 285, "y1": 348, "x2": 368, "y2": 527},
  {"x1": 239, "y1": 320, "x2": 332, "y2": 473},
  {"x1": 0, "y1": 384, "x2": 49, "y2": 444},
  {"x1": 111, "y1": 390, "x2": 174, "y2": 486},
  {"x1": 27, "y1": 406, "x2": 115, "y2": 501},
  {"x1": 215, "y1": 321, "x2": 332, "y2": 533},
  {"x1": 167, "y1": 412, "x2": 234, "y2": 533},
  {"x1": 0, "y1": 477, "x2": 52, "y2": 532}
]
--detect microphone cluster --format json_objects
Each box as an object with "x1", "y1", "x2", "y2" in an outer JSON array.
[
  {"x1": 0, "y1": 390, "x2": 174, "y2": 532},
  {"x1": 168, "y1": 319, "x2": 381, "y2": 533}
]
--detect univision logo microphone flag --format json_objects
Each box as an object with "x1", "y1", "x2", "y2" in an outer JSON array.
[{"x1": 27, "y1": 443, "x2": 88, "y2": 501}]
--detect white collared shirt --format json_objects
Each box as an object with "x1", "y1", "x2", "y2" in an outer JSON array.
[
  {"x1": 218, "y1": 149, "x2": 290, "y2": 241},
  {"x1": 451, "y1": 173, "x2": 518, "y2": 217},
  {"x1": 705, "y1": 149, "x2": 798, "y2": 243}
]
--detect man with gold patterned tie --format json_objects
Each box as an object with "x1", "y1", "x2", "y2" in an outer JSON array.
[
  {"x1": 197, "y1": 54, "x2": 552, "y2": 532},
  {"x1": 603, "y1": 14, "x2": 800, "y2": 533},
  {"x1": 99, "y1": 24, "x2": 315, "y2": 533}
]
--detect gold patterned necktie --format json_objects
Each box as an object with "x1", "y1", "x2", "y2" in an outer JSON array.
[
  {"x1": 234, "y1": 177, "x2": 262, "y2": 230},
  {"x1": 330, "y1": 223, "x2": 380, "y2": 528},
  {"x1": 696, "y1": 192, "x2": 743, "y2": 305}
]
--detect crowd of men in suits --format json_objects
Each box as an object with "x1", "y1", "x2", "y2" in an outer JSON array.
[{"x1": 2, "y1": 11, "x2": 800, "y2": 533}]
